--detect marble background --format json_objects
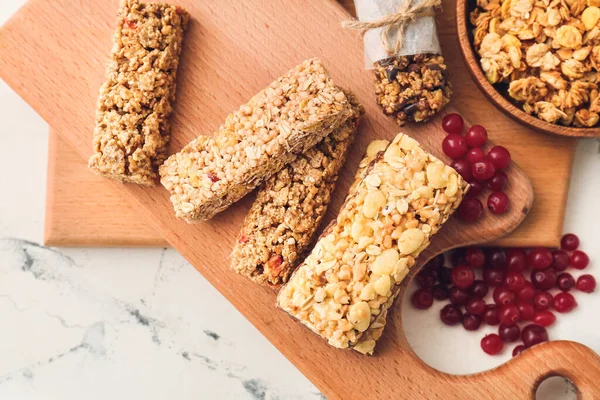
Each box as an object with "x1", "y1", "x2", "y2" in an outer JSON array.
[{"x1": 1, "y1": 0, "x2": 599, "y2": 398}]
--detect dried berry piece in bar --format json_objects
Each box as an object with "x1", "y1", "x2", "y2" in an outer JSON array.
[{"x1": 374, "y1": 54, "x2": 452, "y2": 126}]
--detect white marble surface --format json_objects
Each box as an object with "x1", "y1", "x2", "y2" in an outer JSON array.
[{"x1": 0, "y1": 1, "x2": 599, "y2": 398}]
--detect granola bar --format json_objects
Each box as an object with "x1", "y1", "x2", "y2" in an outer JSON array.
[
  {"x1": 374, "y1": 54, "x2": 452, "y2": 126},
  {"x1": 277, "y1": 134, "x2": 468, "y2": 355},
  {"x1": 230, "y1": 93, "x2": 363, "y2": 286},
  {"x1": 88, "y1": 0, "x2": 189, "y2": 185},
  {"x1": 159, "y1": 58, "x2": 352, "y2": 222}
]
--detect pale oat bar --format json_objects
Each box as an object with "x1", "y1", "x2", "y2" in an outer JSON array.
[
  {"x1": 230, "y1": 93, "x2": 363, "y2": 286},
  {"x1": 89, "y1": 0, "x2": 189, "y2": 185},
  {"x1": 277, "y1": 134, "x2": 468, "y2": 355},
  {"x1": 159, "y1": 58, "x2": 352, "y2": 221}
]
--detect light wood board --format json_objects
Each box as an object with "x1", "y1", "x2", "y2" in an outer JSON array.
[
  {"x1": 2, "y1": 0, "x2": 598, "y2": 398},
  {"x1": 42, "y1": 0, "x2": 574, "y2": 248}
]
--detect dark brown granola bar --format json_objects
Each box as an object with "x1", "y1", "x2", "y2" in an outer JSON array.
[
  {"x1": 230, "y1": 93, "x2": 363, "y2": 286},
  {"x1": 88, "y1": 0, "x2": 189, "y2": 185},
  {"x1": 374, "y1": 54, "x2": 452, "y2": 126}
]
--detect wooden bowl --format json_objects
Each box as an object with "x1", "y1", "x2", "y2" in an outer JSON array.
[{"x1": 456, "y1": 0, "x2": 600, "y2": 137}]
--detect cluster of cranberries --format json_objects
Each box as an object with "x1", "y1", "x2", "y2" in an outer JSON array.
[
  {"x1": 441, "y1": 113, "x2": 511, "y2": 223},
  {"x1": 410, "y1": 233, "x2": 595, "y2": 356}
]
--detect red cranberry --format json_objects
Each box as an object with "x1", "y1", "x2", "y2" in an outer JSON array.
[
  {"x1": 517, "y1": 281, "x2": 536, "y2": 301},
  {"x1": 571, "y1": 250, "x2": 590, "y2": 270},
  {"x1": 451, "y1": 265, "x2": 475, "y2": 289},
  {"x1": 463, "y1": 313, "x2": 482, "y2": 331},
  {"x1": 483, "y1": 304, "x2": 500, "y2": 325},
  {"x1": 442, "y1": 113, "x2": 464, "y2": 134},
  {"x1": 466, "y1": 180, "x2": 484, "y2": 198},
  {"x1": 488, "y1": 171, "x2": 508, "y2": 192},
  {"x1": 472, "y1": 159, "x2": 496, "y2": 181},
  {"x1": 576, "y1": 274, "x2": 596, "y2": 293},
  {"x1": 552, "y1": 250, "x2": 570, "y2": 272},
  {"x1": 505, "y1": 272, "x2": 526, "y2": 292},
  {"x1": 554, "y1": 292, "x2": 577, "y2": 313},
  {"x1": 513, "y1": 344, "x2": 526, "y2": 357},
  {"x1": 481, "y1": 334, "x2": 503, "y2": 355},
  {"x1": 440, "y1": 304, "x2": 463, "y2": 325},
  {"x1": 528, "y1": 247, "x2": 553, "y2": 269},
  {"x1": 465, "y1": 125, "x2": 488, "y2": 147},
  {"x1": 516, "y1": 300, "x2": 535, "y2": 321},
  {"x1": 443, "y1": 134, "x2": 468, "y2": 159},
  {"x1": 439, "y1": 267, "x2": 453, "y2": 284},
  {"x1": 499, "y1": 324, "x2": 520, "y2": 342},
  {"x1": 426, "y1": 254, "x2": 445, "y2": 270},
  {"x1": 451, "y1": 159, "x2": 473, "y2": 181},
  {"x1": 530, "y1": 269, "x2": 557, "y2": 290},
  {"x1": 465, "y1": 247, "x2": 486, "y2": 269},
  {"x1": 488, "y1": 248, "x2": 508, "y2": 269},
  {"x1": 521, "y1": 324, "x2": 549, "y2": 348},
  {"x1": 561, "y1": 233, "x2": 580, "y2": 251},
  {"x1": 451, "y1": 249, "x2": 466, "y2": 267},
  {"x1": 487, "y1": 192, "x2": 510, "y2": 214},
  {"x1": 507, "y1": 248, "x2": 528, "y2": 273},
  {"x1": 470, "y1": 280, "x2": 489, "y2": 298},
  {"x1": 432, "y1": 284, "x2": 450, "y2": 300},
  {"x1": 411, "y1": 288, "x2": 434, "y2": 309},
  {"x1": 533, "y1": 310, "x2": 556, "y2": 327},
  {"x1": 493, "y1": 286, "x2": 516, "y2": 305},
  {"x1": 557, "y1": 272, "x2": 575, "y2": 292},
  {"x1": 498, "y1": 304, "x2": 520, "y2": 326},
  {"x1": 458, "y1": 198, "x2": 483, "y2": 223},
  {"x1": 533, "y1": 291, "x2": 554, "y2": 310},
  {"x1": 466, "y1": 298, "x2": 486, "y2": 315},
  {"x1": 483, "y1": 268, "x2": 506, "y2": 287},
  {"x1": 466, "y1": 147, "x2": 486, "y2": 164},
  {"x1": 416, "y1": 269, "x2": 437, "y2": 288},
  {"x1": 449, "y1": 287, "x2": 469, "y2": 305},
  {"x1": 487, "y1": 146, "x2": 511, "y2": 170}
]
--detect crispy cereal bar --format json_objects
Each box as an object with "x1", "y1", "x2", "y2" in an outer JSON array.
[
  {"x1": 88, "y1": 0, "x2": 189, "y2": 185},
  {"x1": 374, "y1": 55, "x2": 452, "y2": 126},
  {"x1": 471, "y1": 0, "x2": 600, "y2": 127},
  {"x1": 230, "y1": 92, "x2": 363, "y2": 285},
  {"x1": 277, "y1": 134, "x2": 468, "y2": 355},
  {"x1": 159, "y1": 58, "x2": 352, "y2": 222}
]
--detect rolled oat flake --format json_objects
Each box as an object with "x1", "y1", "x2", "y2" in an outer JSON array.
[{"x1": 343, "y1": 0, "x2": 452, "y2": 125}]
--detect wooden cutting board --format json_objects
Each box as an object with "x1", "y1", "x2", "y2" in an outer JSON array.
[
  {"x1": 2, "y1": 0, "x2": 599, "y2": 398},
  {"x1": 41, "y1": 0, "x2": 574, "y2": 248}
]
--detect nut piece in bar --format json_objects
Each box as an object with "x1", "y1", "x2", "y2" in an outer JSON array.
[
  {"x1": 374, "y1": 54, "x2": 452, "y2": 126},
  {"x1": 159, "y1": 58, "x2": 352, "y2": 222},
  {"x1": 88, "y1": 0, "x2": 189, "y2": 185},
  {"x1": 230, "y1": 92, "x2": 363, "y2": 286},
  {"x1": 277, "y1": 133, "x2": 468, "y2": 355}
]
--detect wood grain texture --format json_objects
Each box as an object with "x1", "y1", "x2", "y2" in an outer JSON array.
[
  {"x1": 456, "y1": 0, "x2": 600, "y2": 137},
  {"x1": 1, "y1": 0, "x2": 597, "y2": 398},
  {"x1": 42, "y1": 0, "x2": 574, "y2": 248}
]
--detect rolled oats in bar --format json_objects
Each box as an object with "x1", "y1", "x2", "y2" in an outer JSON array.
[
  {"x1": 277, "y1": 134, "x2": 468, "y2": 355},
  {"x1": 159, "y1": 58, "x2": 352, "y2": 221},
  {"x1": 88, "y1": 0, "x2": 189, "y2": 185},
  {"x1": 230, "y1": 93, "x2": 363, "y2": 286}
]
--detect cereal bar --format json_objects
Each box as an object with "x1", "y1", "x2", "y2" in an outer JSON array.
[
  {"x1": 230, "y1": 93, "x2": 363, "y2": 286},
  {"x1": 159, "y1": 58, "x2": 352, "y2": 221},
  {"x1": 277, "y1": 134, "x2": 468, "y2": 355},
  {"x1": 88, "y1": 0, "x2": 189, "y2": 185}
]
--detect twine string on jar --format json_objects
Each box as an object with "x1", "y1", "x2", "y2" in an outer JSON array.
[{"x1": 342, "y1": 0, "x2": 442, "y2": 56}]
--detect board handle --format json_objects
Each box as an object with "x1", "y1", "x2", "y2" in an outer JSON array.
[{"x1": 478, "y1": 340, "x2": 600, "y2": 399}]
